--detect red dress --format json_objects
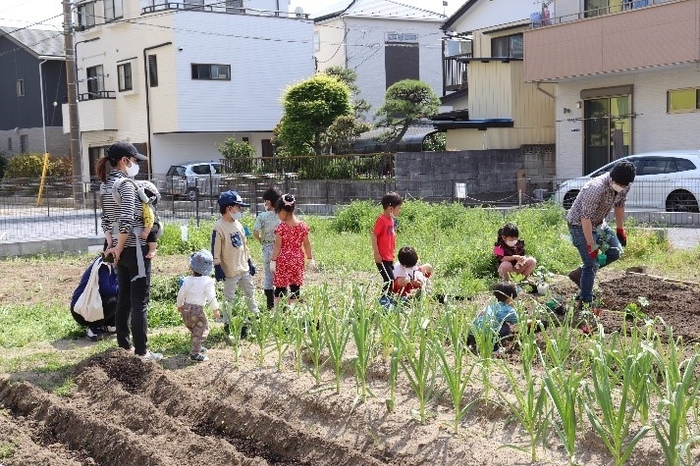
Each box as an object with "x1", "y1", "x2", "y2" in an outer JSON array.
[{"x1": 273, "y1": 221, "x2": 310, "y2": 287}]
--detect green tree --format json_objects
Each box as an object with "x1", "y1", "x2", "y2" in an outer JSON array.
[
  {"x1": 375, "y1": 79, "x2": 440, "y2": 152},
  {"x1": 216, "y1": 137, "x2": 255, "y2": 172},
  {"x1": 325, "y1": 115, "x2": 371, "y2": 154},
  {"x1": 277, "y1": 74, "x2": 352, "y2": 155},
  {"x1": 322, "y1": 66, "x2": 371, "y2": 118}
]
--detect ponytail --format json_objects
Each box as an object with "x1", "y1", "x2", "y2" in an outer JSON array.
[{"x1": 96, "y1": 156, "x2": 109, "y2": 183}]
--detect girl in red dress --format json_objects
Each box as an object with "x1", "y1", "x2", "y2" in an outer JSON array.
[{"x1": 269, "y1": 194, "x2": 314, "y2": 305}]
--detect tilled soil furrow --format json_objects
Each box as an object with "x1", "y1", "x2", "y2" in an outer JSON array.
[
  {"x1": 84, "y1": 350, "x2": 386, "y2": 466},
  {"x1": 73, "y1": 364, "x2": 265, "y2": 466},
  {"x1": 0, "y1": 380, "x2": 178, "y2": 466}
]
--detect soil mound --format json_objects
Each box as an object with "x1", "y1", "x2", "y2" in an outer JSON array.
[{"x1": 0, "y1": 348, "x2": 384, "y2": 466}]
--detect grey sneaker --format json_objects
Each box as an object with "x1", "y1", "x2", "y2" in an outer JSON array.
[
  {"x1": 137, "y1": 350, "x2": 163, "y2": 361},
  {"x1": 190, "y1": 353, "x2": 208, "y2": 362}
]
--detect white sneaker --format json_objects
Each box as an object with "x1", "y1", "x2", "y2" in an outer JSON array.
[
  {"x1": 106, "y1": 326, "x2": 117, "y2": 333},
  {"x1": 137, "y1": 350, "x2": 163, "y2": 361}
]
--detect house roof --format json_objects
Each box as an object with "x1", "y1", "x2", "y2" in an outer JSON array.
[
  {"x1": 441, "y1": 0, "x2": 479, "y2": 31},
  {"x1": 0, "y1": 26, "x2": 65, "y2": 59},
  {"x1": 314, "y1": 0, "x2": 446, "y2": 22}
]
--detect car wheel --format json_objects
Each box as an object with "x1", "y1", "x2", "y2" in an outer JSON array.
[
  {"x1": 665, "y1": 190, "x2": 699, "y2": 213},
  {"x1": 186, "y1": 188, "x2": 199, "y2": 201},
  {"x1": 563, "y1": 190, "x2": 579, "y2": 209}
]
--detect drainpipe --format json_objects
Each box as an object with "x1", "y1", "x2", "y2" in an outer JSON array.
[{"x1": 143, "y1": 41, "x2": 172, "y2": 177}]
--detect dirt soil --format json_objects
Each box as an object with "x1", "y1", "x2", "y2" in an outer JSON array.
[{"x1": 1, "y1": 256, "x2": 699, "y2": 466}]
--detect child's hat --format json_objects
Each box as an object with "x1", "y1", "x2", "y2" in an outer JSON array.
[
  {"x1": 218, "y1": 190, "x2": 250, "y2": 208},
  {"x1": 189, "y1": 250, "x2": 214, "y2": 276}
]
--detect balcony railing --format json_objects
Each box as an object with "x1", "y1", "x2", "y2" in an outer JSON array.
[
  {"x1": 141, "y1": 2, "x2": 309, "y2": 19},
  {"x1": 529, "y1": 0, "x2": 673, "y2": 28},
  {"x1": 78, "y1": 90, "x2": 116, "y2": 102},
  {"x1": 443, "y1": 53, "x2": 471, "y2": 93}
]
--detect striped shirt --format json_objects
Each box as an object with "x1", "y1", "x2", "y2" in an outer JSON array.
[
  {"x1": 566, "y1": 173, "x2": 629, "y2": 228},
  {"x1": 100, "y1": 170, "x2": 146, "y2": 248}
]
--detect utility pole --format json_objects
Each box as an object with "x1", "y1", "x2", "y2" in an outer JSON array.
[{"x1": 63, "y1": 0, "x2": 83, "y2": 206}]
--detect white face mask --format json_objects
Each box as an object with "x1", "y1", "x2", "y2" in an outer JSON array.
[
  {"x1": 231, "y1": 211, "x2": 243, "y2": 221},
  {"x1": 125, "y1": 160, "x2": 140, "y2": 178},
  {"x1": 505, "y1": 240, "x2": 518, "y2": 247},
  {"x1": 611, "y1": 182, "x2": 625, "y2": 193}
]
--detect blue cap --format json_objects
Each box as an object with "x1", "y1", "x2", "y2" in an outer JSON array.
[{"x1": 218, "y1": 190, "x2": 250, "y2": 208}]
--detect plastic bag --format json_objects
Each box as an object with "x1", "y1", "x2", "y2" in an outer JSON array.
[{"x1": 73, "y1": 258, "x2": 105, "y2": 323}]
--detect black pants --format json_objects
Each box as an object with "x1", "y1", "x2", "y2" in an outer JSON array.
[
  {"x1": 115, "y1": 246, "x2": 151, "y2": 355},
  {"x1": 376, "y1": 261, "x2": 394, "y2": 295}
]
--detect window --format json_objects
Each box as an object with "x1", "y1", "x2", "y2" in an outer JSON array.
[
  {"x1": 77, "y1": 2, "x2": 95, "y2": 29},
  {"x1": 20, "y1": 135, "x2": 28, "y2": 153},
  {"x1": 118, "y1": 63, "x2": 133, "y2": 91},
  {"x1": 148, "y1": 55, "x2": 158, "y2": 87},
  {"x1": 104, "y1": 0, "x2": 124, "y2": 22},
  {"x1": 667, "y1": 88, "x2": 699, "y2": 113},
  {"x1": 491, "y1": 33, "x2": 523, "y2": 59},
  {"x1": 86, "y1": 65, "x2": 104, "y2": 99},
  {"x1": 385, "y1": 42, "x2": 419, "y2": 89},
  {"x1": 7, "y1": 138, "x2": 12, "y2": 152},
  {"x1": 445, "y1": 38, "x2": 472, "y2": 57},
  {"x1": 314, "y1": 31, "x2": 320, "y2": 52},
  {"x1": 191, "y1": 64, "x2": 231, "y2": 80},
  {"x1": 16, "y1": 79, "x2": 24, "y2": 97}
]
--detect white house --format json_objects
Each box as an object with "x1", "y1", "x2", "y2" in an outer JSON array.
[
  {"x1": 524, "y1": 0, "x2": 700, "y2": 179},
  {"x1": 64, "y1": 0, "x2": 314, "y2": 177},
  {"x1": 313, "y1": 0, "x2": 446, "y2": 122}
]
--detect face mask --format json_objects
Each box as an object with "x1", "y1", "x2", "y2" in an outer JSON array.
[
  {"x1": 125, "y1": 160, "x2": 140, "y2": 178},
  {"x1": 505, "y1": 240, "x2": 518, "y2": 247},
  {"x1": 231, "y1": 211, "x2": 243, "y2": 221},
  {"x1": 611, "y1": 182, "x2": 625, "y2": 193}
]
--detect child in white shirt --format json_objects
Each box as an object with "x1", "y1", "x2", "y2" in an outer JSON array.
[
  {"x1": 392, "y1": 246, "x2": 433, "y2": 298},
  {"x1": 177, "y1": 250, "x2": 220, "y2": 362}
]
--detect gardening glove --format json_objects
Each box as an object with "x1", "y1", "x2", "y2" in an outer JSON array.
[
  {"x1": 587, "y1": 244, "x2": 599, "y2": 260},
  {"x1": 616, "y1": 228, "x2": 627, "y2": 247},
  {"x1": 248, "y1": 258, "x2": 256, "y2": 276},
  {"x1": 214, "y1": 265, "x2": 226, "y2": 282},
  {"x1": 269, "y1": 260, "x2": 276, "y2": 273}
]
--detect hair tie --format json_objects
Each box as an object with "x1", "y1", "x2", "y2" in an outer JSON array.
[{"x1": 282, "y1": 194, "x2": 295, "y2": 206}]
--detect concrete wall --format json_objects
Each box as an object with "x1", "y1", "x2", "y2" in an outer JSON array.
[
  {"x1": 0, "y1": 127, "x2": 69, "y2": 157},
  {"x1": 394, "y1": 145, "x2": 556, "y2": 201}
]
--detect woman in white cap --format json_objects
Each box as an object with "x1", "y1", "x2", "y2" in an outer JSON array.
[{"x1": 97, "y1": 141, "x2": 162, "y2": 361}]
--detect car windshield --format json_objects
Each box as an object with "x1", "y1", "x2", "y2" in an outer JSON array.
[
  {"x1": 588, "y1": 157, "x2": 641, "y2": 177},
  {"x1": 167, "y1": 166, "x2": 186, "y2": 176}
]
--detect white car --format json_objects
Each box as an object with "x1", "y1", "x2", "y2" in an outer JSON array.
[
  {"x1": 554, "y1": 150, "x2": 700, "y2": 212},
  {"x1": 164, "y1": 162, "x2": 224, "y2": 201}
]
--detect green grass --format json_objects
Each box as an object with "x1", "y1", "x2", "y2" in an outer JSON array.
[
  {"x1": 0, "y1": 441, "x2": 15, "y2": 459},
  {"x1": 0, "y1": 303, "x2": 83, "y2": 347}
]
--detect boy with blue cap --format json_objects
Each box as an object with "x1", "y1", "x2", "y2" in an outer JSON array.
[{"x1": 211, "y1": 190, "x2": 258, "y2": 339}]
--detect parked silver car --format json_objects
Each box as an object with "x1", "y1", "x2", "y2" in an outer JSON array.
[
  {"x1": 165, "y1": 162, "x2": 224, "y2": 201},
  {"x1": 554, "y1": 150, "x2": 700, "y2": 212}
]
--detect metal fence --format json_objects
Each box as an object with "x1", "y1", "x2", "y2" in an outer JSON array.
[{"x1": 2, "y1": 174, "x2": 700, "y2": 244}]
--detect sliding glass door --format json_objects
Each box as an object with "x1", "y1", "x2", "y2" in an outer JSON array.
[{"x1": 583, "y1": 95, "x2": 631, "y2": 174}]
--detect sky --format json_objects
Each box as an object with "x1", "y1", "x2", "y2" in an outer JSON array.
[{"x1": 0, "y1": 0, "x2": 459, "y2": 29}]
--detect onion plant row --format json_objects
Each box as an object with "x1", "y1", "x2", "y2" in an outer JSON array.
[{"x1": 229, "y1": 284, "x2": 700, "y2": 465}]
